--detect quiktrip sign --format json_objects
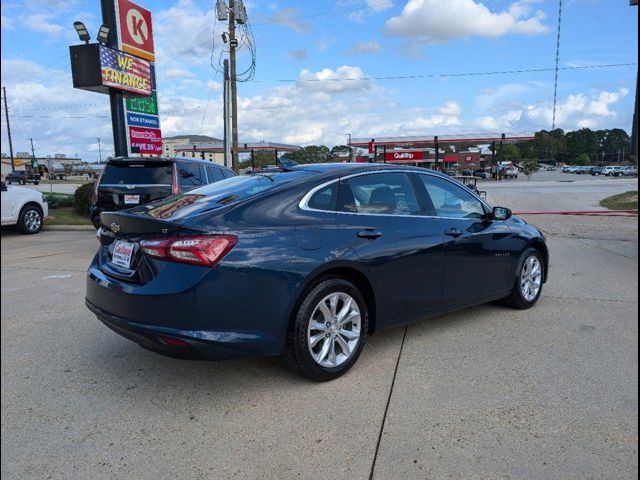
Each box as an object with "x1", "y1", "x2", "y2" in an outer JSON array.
[{"x1": 384, "y1": 151, "x2": 427, "y2": 163}]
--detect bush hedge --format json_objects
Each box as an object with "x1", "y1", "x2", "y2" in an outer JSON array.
[
  {"x1": 43, "y1": 193, "x2": 74, "y2": 209},
  {"x1": 73, "y1": 182, "x2": 95, "y2": 217}
]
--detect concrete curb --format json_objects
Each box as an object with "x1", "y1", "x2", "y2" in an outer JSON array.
[{"x1": 43, "y1": 225, "x2": 96, "y2": 231}]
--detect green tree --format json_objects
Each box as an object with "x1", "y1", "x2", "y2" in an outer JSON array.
[
  {"x1": 574, "y1": 153, "x2": 591, "y2": 165},
  {"x1": 501, "y1": 144, "x2": 521, "y2": 162},
  {"x1": 521, "y1": 158, "x2": 539, "y2": 181}
]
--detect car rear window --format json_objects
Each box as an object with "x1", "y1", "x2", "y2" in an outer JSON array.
[
  {"x1": 100, "y1": 162, "x2": 173, "y2": 185},
  {"x1": 191, "y1": 171, "x2": 311, "y2": 205}
]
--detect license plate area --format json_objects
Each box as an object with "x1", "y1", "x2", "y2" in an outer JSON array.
[
  {"x1": 111, "y1": 240, "x2": 136, "y2": 269},
  {"x1": 124, "y1": 194, "x2": 140, "y2": 205}
]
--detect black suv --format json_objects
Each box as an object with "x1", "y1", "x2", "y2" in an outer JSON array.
[
  {"x1": 5, "y1": 170, "x2": 41, "y2": 185},
  {"x1": 90, "y1": 157, "x2": 235, "y2": 228}
]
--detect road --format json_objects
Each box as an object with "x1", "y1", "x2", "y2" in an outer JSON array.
[
  {"x1": 1, "y1": 180, "x2": 637, "y2": 479},
  {"x1": 480, "y1": 170, "x2": 637, "y2": 211}
]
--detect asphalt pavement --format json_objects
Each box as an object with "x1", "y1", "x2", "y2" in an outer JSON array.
[{"x1": 1, "y1": 179, "x2": 637, "y2": 479}]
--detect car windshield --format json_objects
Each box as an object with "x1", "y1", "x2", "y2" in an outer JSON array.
[{"x1": 101, "y1": 162, "x2": 173, "y2": 185}]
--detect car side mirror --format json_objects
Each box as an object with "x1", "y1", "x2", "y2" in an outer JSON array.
[
  {"x1": 0, "y1": 181, "x2": 6, "y2": 192},
  {"x1": 492, "y1": 206, "x2": 512, "y2": 221}
]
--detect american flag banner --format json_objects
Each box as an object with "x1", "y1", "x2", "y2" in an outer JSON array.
[{"x1": 99, "y1": 45, "x2": 152, "y2": 96}]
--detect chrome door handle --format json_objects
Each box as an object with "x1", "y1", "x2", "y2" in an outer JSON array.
[
  {"x1": 444, "y1": 228, "x2": 462, "y2": 238},
  {"x1": 357, "y1": 230, "x2": 383, "y2": 240}
]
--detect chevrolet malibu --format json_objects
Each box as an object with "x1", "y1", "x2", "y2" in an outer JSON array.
[{"x1": 86, "y1": 164, "x2": 548, "y2": 381}]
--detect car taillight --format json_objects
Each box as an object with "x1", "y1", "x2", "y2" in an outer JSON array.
[{"x1": 140, "y1": 235, "x2": 237, "y2": 267}]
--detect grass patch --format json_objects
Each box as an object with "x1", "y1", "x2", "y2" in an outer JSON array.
[
  {"x1": 600, "y1": 190, "x2": 638, "y2": 210},
  {"x1": 45, "y1": 207, "x2": 92, "y2": 226}
]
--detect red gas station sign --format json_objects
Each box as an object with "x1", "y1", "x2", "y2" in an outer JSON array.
[
  {"x1": 384, "y1": 151, "x2": 426, "y2": 163},
  {"x1": 117, "y1": 0, "x2": 155, "y2": 61}
]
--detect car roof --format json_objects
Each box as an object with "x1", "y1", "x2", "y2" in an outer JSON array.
[
  {"x1": 290, "y1": 162, "x2": 450, "y2": 178},
  {"x1": 107, "y1": 156, "x2": 232, "y2": 168}
]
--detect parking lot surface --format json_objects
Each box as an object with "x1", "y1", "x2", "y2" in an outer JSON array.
[{"x1": 1, "y1": 182, "x2": 638, "y2": 479}]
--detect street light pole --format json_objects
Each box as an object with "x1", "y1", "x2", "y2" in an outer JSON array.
[{"x1": 97, "y1": 137, "x2": 103, "y2": 163}]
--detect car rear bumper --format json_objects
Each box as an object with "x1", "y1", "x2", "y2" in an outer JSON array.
[{"x1": 86, "y1": 298, "x2": 282, "y2": 361}]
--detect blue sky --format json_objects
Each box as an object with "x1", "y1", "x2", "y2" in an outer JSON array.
[{"x1": 1, "y1": 0, "x2": 637, "y2": 161}]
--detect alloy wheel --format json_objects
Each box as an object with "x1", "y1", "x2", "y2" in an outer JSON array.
[
  {"x1": 520, "y1": 255, "x2": 542, "y2": 302},
  {"x1": 307, "y1": 292, "x2": 361, "y2": 368},
  {"x1": 24, "y1": 209, "x2": 42, "y2": 232}
]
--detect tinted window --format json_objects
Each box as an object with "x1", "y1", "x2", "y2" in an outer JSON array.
[
  {"x1": 206, "y1": 165, "x2": 224, "y2": 183},
  {"x1": 222, "y1": 168, "x2": 235, "y2": 179},
  {"x1": 177, "y1": 163, "x2": 206, "y2": 190},
  {"x1": 419, "y1": 174, "x2": 485, "y2": 219},
  {"x1": 337, "y1": 173, "x2": 420, "y2": 215},
  {"x1": 189, "y1": 170, "x2": 312, "y2": 204},
  {"x1": 100, "y1": 162, "x2": 173, "y2": 185},
  {"x1": 308, "y1": 183, "x2": 338, "y2": 211}
]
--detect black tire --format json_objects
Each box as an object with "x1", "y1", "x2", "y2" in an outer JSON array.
[
  {"x1": 502, "y1": 247, "x2": 544, "y2": 309},
  {"x1": 6, "y1": 179, "x2": 11, "y2": 185},
  {"x1": 17, "y1": 204, "x2": 43, "y2": 234},
  {"x1": 19, "y1": 179, "x2": 25, "y2": 185},
  {"x1": 284, "y1": 278, "x2": 369, "y2": 381},
  {"x1": 33, "y1": 181, "x2": 40, "y2": 185},
  {"x1": 91, "y1": 215, "x2": 101, "y2": 229}
]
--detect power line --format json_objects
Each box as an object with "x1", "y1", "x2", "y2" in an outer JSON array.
[
  {"x1": 1, "y1": 62, "x2": 634, "y2": 115},
  {"x1": 259, "y1": 62, "x2": 636, "y2": 83}
]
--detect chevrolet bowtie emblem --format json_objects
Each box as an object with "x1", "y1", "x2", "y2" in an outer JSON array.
[{"x1": 110, "y1": 223, "x2": 121, "y2": 233}]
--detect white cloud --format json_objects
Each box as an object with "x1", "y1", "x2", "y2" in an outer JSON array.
[
  {"x1": 264, "y1": 7, "x2": 311, "y2": 33},
  {"x1": 296, "y1": 66, "x2": 371, "y2": 93},
  {"x1": 348, "y1": 40, "x2": 382, "y2": 55},
  {"x1": 367, "y1": 0, "x2": 394, "y2": 12},
  {"x1": 21, "y1": 14, "x2": 63, "y2": 37},
  {"x1": 1, "y1": 15, "x2": 14, "y2": 30},
  {"x1": 472, "y1": 87, "x2": 630, "y2": 132},
  {"x1": 384, "y1": 0, "x2": 549, "y2": 45},
  {"x1": 164, "y1": 69, "x2": 196, "y2": 79}
]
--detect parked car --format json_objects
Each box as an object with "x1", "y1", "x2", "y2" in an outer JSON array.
[
  {"x1": 1, "y1": 181, "x2": 48, "y2": 234},
  {"x1": 602, "y1": 165, "x2": 626, "y2": 177},
  {"x1": 622, "y1": 166, "x2": 638, "y2": 176},
  {"x1": 86, "y1": 164, "x2": 549, "y2": 381},
  {"x1": 460, "y1": 169, "x2": 473, "y2": 176},
  {"x1": 574, "y1": 166, "x2": 591, "y2": 174},
  {"x1": 90, "y1": 157, "x2": 236, "y2": 228},
  {"x1": 473, "y1": 169, "x2": 488, "y2": 179},
  {"x1": 5, "y1": 170, "x2": 41, "y2": 185},
  {"x1": 504, "y1": 167, "x2": 518, "y2": 178},
  {"x1": 590, "y1": 166, "x2": 605, "y2": 176}
]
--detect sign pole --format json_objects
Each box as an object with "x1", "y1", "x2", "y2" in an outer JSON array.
[{"x1": 101, "y1": 0, "x2": 128, "y2": 157}]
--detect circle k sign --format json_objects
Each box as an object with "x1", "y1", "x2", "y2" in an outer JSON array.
[{"x1": 117, "y1": 0, "x2": 155, "y2": 62}]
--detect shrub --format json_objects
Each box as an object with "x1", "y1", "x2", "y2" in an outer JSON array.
[
  {"x1": 44, "y1": 193, "x2": 74, "y2": 209},
  {"x1": 73, "y1": 182, "x2": 95, "y2": 217}
]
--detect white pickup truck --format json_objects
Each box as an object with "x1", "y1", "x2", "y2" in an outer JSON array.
[{"x1": 1, "y1": 181, "x2": 48, "y2": 234}]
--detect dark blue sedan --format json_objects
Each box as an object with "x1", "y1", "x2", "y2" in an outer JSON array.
[{"x1": 86, "y1": 163, "x2": 548, "y2": 381}]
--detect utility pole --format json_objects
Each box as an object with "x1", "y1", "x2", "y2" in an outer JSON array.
[
  {"x1": 229, "y1": 0, "x2": 239, "y2": 172},
  {"x1": 223, "y1": 59, "x2": 232, "y2": 169},
  {"x1": 29, "y1": 138, "x2": 37, "y2": 174},
  {"x1": 97, "y1": 137, "x2": 103, "y2": 163},
  {"x1": 2, "y1": 86, "x2": 15, "y2": 172}
]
